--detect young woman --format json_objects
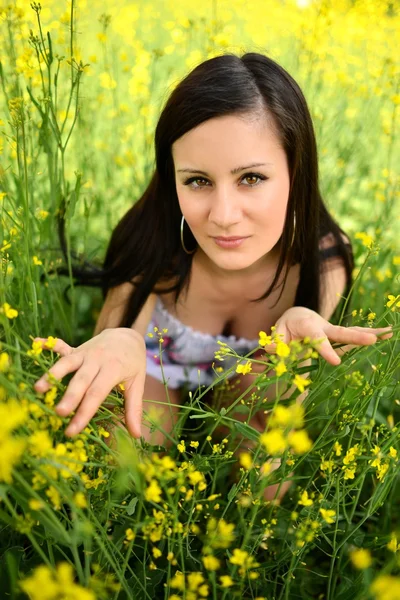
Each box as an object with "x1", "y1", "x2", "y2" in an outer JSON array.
[{"x1": 33, "y1": 52, "x2": 392, "y2": 462}]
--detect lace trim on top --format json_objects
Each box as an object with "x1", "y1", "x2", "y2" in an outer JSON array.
[{"x1": 154, "y1": 297, "x2": 259, "y2": 348}]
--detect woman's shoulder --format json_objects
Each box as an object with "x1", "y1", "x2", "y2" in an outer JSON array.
[{"x1": 318, "y1": 230, "x2": 352, "y2": 261}]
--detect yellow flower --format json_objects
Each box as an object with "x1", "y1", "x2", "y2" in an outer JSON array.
[
  {"x1": 177, "y1": 440, "x2": 186, "y2": 453},
  {"x1": 343, "y1": 466, "x2": 356, "y2": 480},
  {"x1": 258, "y1": 330, "x2": 272, "y2": 346},
  {"x1": 350, "y1": 548, "x2": 372, "y2": 569},
  {"x1": 236, "y1": 361, "x2": 252, "y2": 375},
  {"x1": 367, "y1": 312, "x2": 376, "y2": 321},
  {"x1": 387, "y1": 534, "x2": 399, "y2": 553},
  {"x1": 377, "y1": 462, "x2": 389, "y2": 481},
  {"x1": 28, "y1": 499, "x2": 44, "y2": 511},
  {"x1": 144, "y1": 479, "x2": 162, "y2": 503},
  {"x1": 29, "y1": 430, "x2": 53, "y2": 457},
  {"x1": 2, "y1": 302, "x2": 18, "y2": 319},
  {"x1": 46, "y1": 486, "x2": 61, "y2": 510},
  {"x1": 99, "y1": 72, "x2": 117, "y2": 89},
  {"x1": 0, "y1": 352, "x2": 11, "y2": 372},
  {"x1": 20, "y1": 562, "x2": 96, "y2": 600},
  {"x1": 320, "y1": 458, "x2": 335, "y2": 473},
  {"x1": 343, "y1": 444, "x2": 359, "y2": 465},
  {"x1": 386, "y1": 294, "x2": 400, "y2": 311},
  {"x1": 355, "y1": 232, "x2": 374, "y2": 248},
  {"x1": 333, "y1": 441, "x2": 342, "y2": 456},
  {"x1": 287, "y1": 429, "x2": 312, "y2": 454},
  {"x1": 32, "y1": 255, "x2": 42, "y2": 265},
  {"x1": 219, "y1": 575, "x2": 234, "y2": 587},
  {"x1": 152, "y1": 547, "x2": 162, "y2": 558},
  {"x1": 319, "y1": 508, "x2": 336, "y2": 524},
  {"x1": 190, "y1": 441, "x2": 199, "y2": 448},
  {"x1": 393, "y1": 256, "x2": 400, "y2": 266},
  {"x1": 260, "y1": 429, "x2": 287, "y2": 455},
  {"x1": 202, "y1": 555, "x2": 221, "y2": 570},
  {"x1": 27, "y1": 340, "x2": 43, "y2": 357},
  {"x1": 229, "y1": 548, "x2": 249, "y2": 566},
  {"x1": 275, "y1": 361, "x2": 287, "y2": 377},
  {"x1": 276, "y1": 341, "x2": 290, "y2": 357},
  {"x1": 239, "y1": 452, "x2": 253, "y2": 470},
  {"x1": 298, "y1": 490, "x2": 313, "y2": 506},
  {"x1": 125, "y1": 528, "x2": 135, "y2": 541},
  {"x1": 73, "y1": 491, "x2": 87, "y2": 508},
  {"x1": 44, "y1": 336, "x2": 58, "y2": 349},
  {"x1": 0, "y1": 436, "x2": 26, "y2": 483},
  {"x1": 370, "y1": 575, "x2": 400, "y2": 599},
  {"x1": 292, "y1": 374, "x2": 311, "y2": 393},
  {"x1": 389, "y1": 446, "x2": 398, "y2": 459}
]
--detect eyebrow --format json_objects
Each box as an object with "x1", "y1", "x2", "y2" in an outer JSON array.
[{"x1": 177, "y1": 162, "x2": 273, "y2": 176}]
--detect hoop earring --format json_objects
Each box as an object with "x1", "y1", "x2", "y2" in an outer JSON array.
[
  {"x1": 291, "y1": 211, "x2": 296, "y2": 247},
  {"x1": 180, "y1": 215, "x2": 196, "y2": 255}
]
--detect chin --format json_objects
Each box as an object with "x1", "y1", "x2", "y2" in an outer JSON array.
[{"x1": 213, "y1": 255, "x2": 260, "y2": 271}]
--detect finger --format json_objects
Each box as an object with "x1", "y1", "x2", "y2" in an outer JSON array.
[
  {"x1": 334, "y1": 343, "x2": 358, "y2": 357},
  {"x1": 33, "y1": 353, "x2": 84, "y2": 393},
  {"x1": 64, "y1": 369, "x2": 118, "y2": 437},
  {"x1": 55, "y1": 359, "x2": 101, "y2": 417},
  {"x1": 324, "y1": 324, "x2": 378, "y2": 346},
  {"x1": 124, "y1": 372, "x2": 146, "y2": 439},
  {"x1": 350, "y1": 326, "x2": 393, "y2": 340},
  {"x1": 311, "y1": 332, "x2": 341, "y2": 365},
  {"x1": 33, "y1": 337, "x2": 74, "y2": 356}
]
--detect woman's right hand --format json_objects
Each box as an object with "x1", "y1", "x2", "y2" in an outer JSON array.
[{"x1": 32, "y1": 328, "x2": 146, "y2": 439}]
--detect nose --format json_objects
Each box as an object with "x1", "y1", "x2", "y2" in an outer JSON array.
[{"x1": 208, "y1": 186, "x2": 242, "y2": 229}]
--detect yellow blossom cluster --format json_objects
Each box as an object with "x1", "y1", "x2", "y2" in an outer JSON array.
[
  {"x1": 20, "y1": 562, "x2": 96, "y2": 600},
  {"x1": 368, "y1": 444, "x2": 398, "y2": 482},
  {"x1": 259, "y1": 403, "x2": 313, "y2": 456}
]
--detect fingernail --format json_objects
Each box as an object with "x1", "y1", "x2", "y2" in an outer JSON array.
[{"x1": 65, "y1": 423, "x2": 78, "y2": 436}]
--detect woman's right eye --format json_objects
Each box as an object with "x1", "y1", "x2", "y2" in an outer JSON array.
[{"x1": 183, "y1": 177, "x2": 209, "y2": 189}]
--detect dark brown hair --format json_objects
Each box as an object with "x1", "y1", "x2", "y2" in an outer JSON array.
[{"x1": 54, "y1": 52, "x2": 354, "y2": 327}]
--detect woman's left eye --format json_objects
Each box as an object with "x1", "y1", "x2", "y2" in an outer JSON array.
[
  {"x1": 183, "y1": 172, "x2": 267, "y2": 190},
  {"x1": 242, "y1": 173, "x2": 267, "y2": 186}
]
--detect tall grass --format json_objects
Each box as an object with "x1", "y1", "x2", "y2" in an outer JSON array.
[{"x1": 0, "y1": 1, "x2": 399, "y2": 598}]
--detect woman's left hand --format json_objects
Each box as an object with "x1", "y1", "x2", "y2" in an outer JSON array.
[{"x1": 263, "y1": 306, "x2": 393, "y2": 366}]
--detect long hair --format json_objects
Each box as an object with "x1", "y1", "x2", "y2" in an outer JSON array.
[{"x1": 53, "y1": 52, "x2": 354, "y2": 328}]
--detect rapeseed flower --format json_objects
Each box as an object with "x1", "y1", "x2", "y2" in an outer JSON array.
[
  {"x1": 258, "y1": 330, "x2": 272, "y2": 346},
  {"x1": 1, "y1": 302, "x2": 18, "y2": 319},
  {"x1": 202, "y1": 554, "x2": 220, "y2": 570},
  {"x1": 292, "y1": 374, "x2": 312, "y2": 393},
  {"x1": 298, "y1": 490, "x2": 313, "y2": 506},
  {"x1": 275, "y1": 360, "x2": 287, "y2": 376},
  {"x1": 319, "y1": 508, "x2": 336, "y2": 524},
  {"x1": 144, "y1": 479, "x2": 162, "y2": 503},
  {"x1": 239, "y1": 451, "x2": 253, "y2": 469},
  {"x1": 260, "y1": 429, "x2": 287, "y2": 455},
  {"x1": 386, "y1": 294, "x2": 400, "y2": 311},
  {"x1": 287, "y1": 429, "x2": 312, "y2": 454},
  {"x1": 219, "y1": 575, "x2": 234, "y2": 587},
  {"x1": 276, "y1": 341, "x2": 290, "y2": 357},
  {"x1": 20, "y1": 562, "x2": 95, "y2": 600},
  {"x1": 387, "y1": 534, "x2": 400, "y2": 553},
  {"x1": 350, "y1": 547, "x2": 372, "y2": 569},
  {"x1": 370, "y1": 574, "x2": 400, "y2": 600},
  {"x1": 236, "y1": 360, "x2": 252, "y2": 375}
]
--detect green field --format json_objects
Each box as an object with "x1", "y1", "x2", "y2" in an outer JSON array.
[{"x1": 0, "y1": 1, "x2": 399, "y2": 598}]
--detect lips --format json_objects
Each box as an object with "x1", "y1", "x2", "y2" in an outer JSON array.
[{"x1": 213, "y1": 236, "x2": 249, "y2": 241}]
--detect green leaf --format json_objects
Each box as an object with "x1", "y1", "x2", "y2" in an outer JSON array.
[
  {"x1": 127, "y1": 496, "x2": 138, "y2": 516},
  {"x1": 233, "y1": 422, "x2": 260, "y2": 444},
  {"x1": 228, "y1": 483, "x2": 238, "y2": 503}
]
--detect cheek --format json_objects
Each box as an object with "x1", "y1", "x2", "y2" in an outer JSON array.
[{"x1": 179, "y1": 195, "x2": 206, "y2": 228}]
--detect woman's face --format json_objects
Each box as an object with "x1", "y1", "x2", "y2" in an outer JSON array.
[{"x1": 172, "y1": 113, "x2": 291, "y2": 274}]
